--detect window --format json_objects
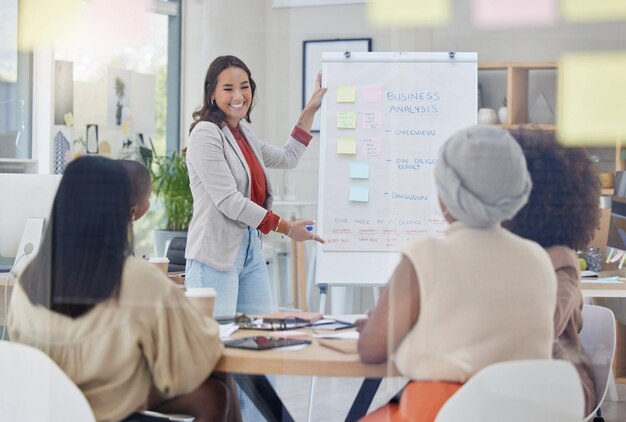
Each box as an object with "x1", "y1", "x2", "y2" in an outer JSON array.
[
  {"x1": 53, "y1": 0, "x2": 181, "y2": 161},
  {"x1": 0, "y1": 0, "x2": 32, "y2": 162}
]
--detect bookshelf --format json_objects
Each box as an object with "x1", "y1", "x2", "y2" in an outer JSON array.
[{"x1": 478, "y1": 61, "x2": 558, "y2": 129}]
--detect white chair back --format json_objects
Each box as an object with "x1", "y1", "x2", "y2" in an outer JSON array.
[
  {"x1": 580, "y1": 304, "x2": 616, "y2": 421},
  {"x1": 0, "y1": 340, "x2": 95, "y2": 421},
  {"x1": 434, "y1": 359, "x2": 584, "y2": 422}
]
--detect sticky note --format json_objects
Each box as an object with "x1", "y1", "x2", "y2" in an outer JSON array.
[
  {"x1": 337, "y1": 112, "x2": 357, "y2": 129},
  {"x1": 557, "y1": 53, "x2": 626, "y2": 146},
  {"x1": 361, "y1": 112, "x2": 381, "y2": 129},
  {"x1": 350, "y1": 162, "x2": 370, "y2": 179},
  {"x1": 337, "y1": 86, "x2": 357, "y2": 103},
  {"x1": 561, "y1": 0, "x2": 626, "y2": 23},
  {"x1": 63, "y1": 112, "x2": 74, "y2": 127},
  {"x1": 337, "y1": 138, "x2": 357, "y2": 155},
  {"x1": 349, "y1": 185, "x2": 369, "y2": 203},
  {"x1": 363, "y1": 86, "x2": 383, "y2": 103},
  {"x1": 19, "y1": 0, "x2": 82, "y2": 49},
  {"x1": 367, "y1": 0, "x2": 450, "y2": 27},
  {"x1": 471, "y1": 0, "x2": 557, "y2": 29},
  {"x1": 360, "y1": 139, "x2": 382, "y2": 156}
]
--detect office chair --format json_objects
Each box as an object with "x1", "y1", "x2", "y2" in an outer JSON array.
[
  {"x1": 580, "y1": 304, "x2": 617, "y2": 422},
  {"x1": 0, "y1": 340, "x2": 96, "y2": 421},
  {"x1": 166, "y1": 236, "x2": 187, "y2": 272},
  {"x1": 434, "y1": 360, "x2": 584, "y2": 422},
  {"x1": 0, "y1": 341, "x2": 193, "y2": 422}
]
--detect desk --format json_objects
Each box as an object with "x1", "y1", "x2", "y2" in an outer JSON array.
[{"x1": 216, "y1": 328, "x2": 398, "y2": 421}]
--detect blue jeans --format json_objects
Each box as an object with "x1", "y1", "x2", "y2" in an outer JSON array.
[
  {"x1": 185, "y1": 227, "x2": 275, "y2": 318},
  {"x1": 186, "y1": 227, "x2": 275, "y2": 421}
]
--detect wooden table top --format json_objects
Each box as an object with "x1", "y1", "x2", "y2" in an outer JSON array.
[{"x1": 215, "y1": 328, "x2": 399, "y2": 378}]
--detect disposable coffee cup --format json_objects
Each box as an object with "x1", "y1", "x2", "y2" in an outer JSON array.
[
  {"x1": 184, "y1": 288, "x2": 217, "y2": 317},
  {"x1": 149, "y1": 257, "x2": 169, "y2": 275}
]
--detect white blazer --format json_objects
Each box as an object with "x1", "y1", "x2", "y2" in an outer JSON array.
[{"x1": 185, "y1": 121, "x2": 306, "y2": 271}]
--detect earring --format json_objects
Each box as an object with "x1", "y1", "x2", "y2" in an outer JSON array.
[{"x1": 211, "y1": 99, "x2": 215, "y2": 108}]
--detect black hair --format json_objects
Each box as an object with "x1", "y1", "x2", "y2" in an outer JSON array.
[
  {"x1": 503, "y1": 130, "x2": 600, "y2": 250},
  {"x1": 118, "y1": 159, "x2": 151, "y2": 206},
  {"x1": 189, "y1": 55, "x2": 256, "y2": 133},
  {"x1": 20, "y1": 156, "x2": 132, "y2": 318}
]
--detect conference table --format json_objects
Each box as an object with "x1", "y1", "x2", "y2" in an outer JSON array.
[{"x1": 215, "y1": 326, "x2": 399, "y2": 422}]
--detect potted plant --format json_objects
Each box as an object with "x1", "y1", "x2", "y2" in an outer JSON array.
[{"x1": 151, "y1": 150, "x2": 193, "y2": 256}]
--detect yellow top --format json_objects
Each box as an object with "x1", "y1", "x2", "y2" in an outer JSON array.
[{"x1": 8, "y1": 257, "x2": 223, "y2": 422}]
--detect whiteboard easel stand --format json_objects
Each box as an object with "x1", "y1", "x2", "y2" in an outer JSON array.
[{"x1": 317, "y1": 282, "x2": 386, "y2": 314}]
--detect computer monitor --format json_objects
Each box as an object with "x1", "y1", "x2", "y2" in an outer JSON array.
[
  {"x1": 607, "y1": 171, "x2": 626, "y2": 252},
  {"x1": 0, "y1": 174, "x2": 62, "y2": 270}
]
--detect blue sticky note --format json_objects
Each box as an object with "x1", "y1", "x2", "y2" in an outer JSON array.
[
  {"x1": 349, "y1": 185, "x2": 369, "y2": 202},
  {"x1": 350, "y1": 162, "x2": 370, "y2": 179}
]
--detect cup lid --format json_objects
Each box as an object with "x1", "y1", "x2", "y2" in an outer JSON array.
[{"x1": 148, "y1": 257, "x2": 170, "y2": 263}]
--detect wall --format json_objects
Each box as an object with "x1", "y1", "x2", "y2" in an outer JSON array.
[
  {"x1": 181, "y1": 2, "x2": 626, "y2": 311},
  {"x1": 182, "y1": 1, "x2": 626, "y2": 207}
]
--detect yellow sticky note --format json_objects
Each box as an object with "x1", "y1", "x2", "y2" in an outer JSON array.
[
  {"x1": 338, "y1": 138, "x2": 357, "y2": 155},
  {"x1": 63, "y1": 112, "x2": 74, "y2": 127},
  {"x1": 561, "y1": 0, "x2": 626, "y2": 23},
  {"x1": 337, "y1": 112, "x2": 357, "y2": 129},
  {"x1": 337, "y1": 86, "x2": 356, "y2": 103},
  {"x1": 367, "y1": 0, "x2": 450, "y2": 27},
  {"x1": 557, "y1": 53, "x2": 626, "y2": 146},
  {"x1": 19, "y1": 0, "x2": 82, "y2": 50}
]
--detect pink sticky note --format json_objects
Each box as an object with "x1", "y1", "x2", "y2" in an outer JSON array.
[
  {"x1": 360, "y1": 139, "x2": 382, "y2": 156},
  {"x1": 362, "y1": 86, "x2": 383, "y2": 103},
  {"x1": 471, "y1": 0, "x2": 557, "y2": 29},
  {"x1": 361, "y1": 112, "x2": 381, "y2": 129}
]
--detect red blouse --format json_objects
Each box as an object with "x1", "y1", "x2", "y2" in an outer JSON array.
[{"x1": 227, "y1": 124, "x2": 312, "y2": 234}]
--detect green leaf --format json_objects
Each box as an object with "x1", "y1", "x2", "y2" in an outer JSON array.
[{"x1": 151, "y1": 149, "x2": 193, "y2": 231}]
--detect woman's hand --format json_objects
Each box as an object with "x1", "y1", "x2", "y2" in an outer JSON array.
[
  {"x1": 287, "y1": 219, "x2": 325, "y2": 243},
  {"x1": 354, "y1": 318, "x2": 368, "y2": 333},
  {"x1": 296, "y1": 73, "x2": 327, "y2": 132},
  {"x1": 303, "y1": 72, "x2": 327, "y2": 113}
]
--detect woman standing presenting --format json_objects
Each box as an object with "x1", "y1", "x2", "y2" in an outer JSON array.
[{"x1": 186, "y1": 55, "x2": 326, "y2": 317}]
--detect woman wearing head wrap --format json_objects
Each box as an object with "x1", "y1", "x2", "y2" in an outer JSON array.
[{"x1": 356, "y1": 126, "x2": 557, "y2": 422}]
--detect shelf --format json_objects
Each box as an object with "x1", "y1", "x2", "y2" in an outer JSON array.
[{"x1": 478, "y1": 61, "x2": 557, "y2": 127}]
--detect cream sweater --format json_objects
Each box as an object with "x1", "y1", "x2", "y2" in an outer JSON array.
[
  {"x1": 395, "y1": 222, "x2": 557, "y2": 382},
  {"x1": 8, "y1": 257, "x2": 223, "y2": 422}
]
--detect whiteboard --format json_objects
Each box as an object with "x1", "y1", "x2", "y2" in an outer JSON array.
[{"x1": 316, "y1": 52, "x2": 477, "y2": 286}]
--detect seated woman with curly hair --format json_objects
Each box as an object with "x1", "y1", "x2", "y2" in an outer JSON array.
[{"x1": 503, "y1": 129, "x2": 600, "y2": 416}]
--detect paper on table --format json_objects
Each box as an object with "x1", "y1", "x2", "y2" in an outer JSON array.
[
  {"x1": 219, "y1": 323, "x2": 239, "y2": 340},
  {"x1": 581, "y1": 276, "x2": 624, "y2": 285},
  {"x1": 313, "y1": 331, "x2": 360, "y2": 340},
  {"x1": 581, "y1": 270, "x2": 599, "y2": 278}
]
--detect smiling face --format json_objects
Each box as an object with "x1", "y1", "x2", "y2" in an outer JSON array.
[{"x1": 211, "y1": 66, "x2": 252, "y2": 127}]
